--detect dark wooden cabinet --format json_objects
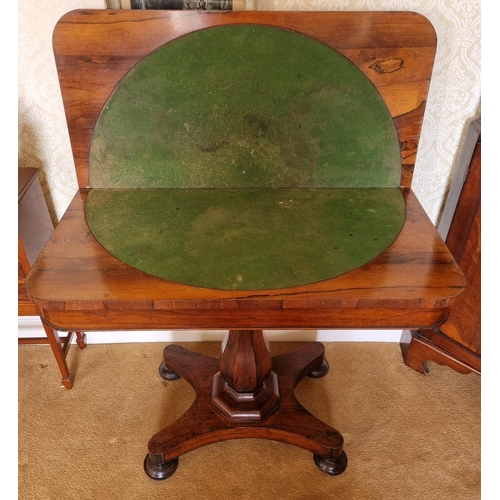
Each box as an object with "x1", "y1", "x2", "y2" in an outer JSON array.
[
  {"x1": 401, "y1": 118, "x2": 481, "y2": 375},
  {"x1": 18, "y1": 168, "x2": 87, "y2": 384},
  {"x1": 18, "y1": 168, "x2": 55, "y2": 318}
]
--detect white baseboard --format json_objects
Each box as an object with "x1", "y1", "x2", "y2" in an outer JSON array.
[{"x1": 18, "y1": 316, "x2": 403, "y2": 343}]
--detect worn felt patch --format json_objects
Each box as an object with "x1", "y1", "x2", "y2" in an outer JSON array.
[
  {"x1": 89, "y1": 25, "x2": 400, "y2": 188},
  {"x1": 86, "y1": 188, "x2": 405, "y2": 290}
]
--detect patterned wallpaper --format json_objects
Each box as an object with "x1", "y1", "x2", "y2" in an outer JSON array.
[
  {"x1": 18, "y1": 0, "x2": 480, "y2": 224},
  {"x1": 18, "y1": 0, "x2": 107, "y2": 222}
]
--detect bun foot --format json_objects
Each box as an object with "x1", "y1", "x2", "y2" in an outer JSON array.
[
  {"x1": 144, "y1": 453, "x2": 179, "y2": 480},
  {"x1": 159, "y1": 361, "x2": 181, "y2": 381},
  {"x1": 314, "y1": 451, "x2": 348, "y2": 476},
  {"x1": 308, "y1": 359, "x2": 329, "y2": 378}
]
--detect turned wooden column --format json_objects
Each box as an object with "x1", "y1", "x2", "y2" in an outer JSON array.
[{"x1": 211, "y1": 330, "x2": 280, "y2": 422}]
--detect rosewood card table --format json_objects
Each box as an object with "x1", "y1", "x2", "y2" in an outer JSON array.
[{"x1": 26, "y1": 9, "x2": 465, "y2": 479}]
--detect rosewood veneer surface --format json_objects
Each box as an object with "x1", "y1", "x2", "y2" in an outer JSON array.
[{"x1": 25, "y1": 10, "x2": 464, "y2": 479}]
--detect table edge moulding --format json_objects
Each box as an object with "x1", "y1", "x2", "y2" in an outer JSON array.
[{"x1": 25, "y1": 10, "x2": 465, "y2": 480}]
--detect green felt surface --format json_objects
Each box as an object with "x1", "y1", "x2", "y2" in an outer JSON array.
[
  {"x1": 89, "y1": 25, "x2": 400, "y2": 189},
  {"x1": 85, "y1": 188, "x2": 405, "y2": 290},
  {"x1": 87, "y1": 25, "x2": 404, "y2": 289}
]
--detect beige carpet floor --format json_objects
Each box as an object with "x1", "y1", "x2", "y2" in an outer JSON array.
[{"x1": 18, "y1": 341, "x2": 480, "y2": 500}]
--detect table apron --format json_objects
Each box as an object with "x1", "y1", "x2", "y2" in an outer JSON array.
[{"x1": 40, "y1": 308, "x2": 449, "y2": 332}]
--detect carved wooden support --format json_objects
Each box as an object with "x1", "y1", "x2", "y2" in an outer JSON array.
[
  {"x1": 146, "y1": 336, "x2": 347, "y2": 479},
  {"x1": 212, "y1": 330, "x2": 280, "y2": 422},
  {"x1": 400, "y1": 329, "x2": 480, "y2": 375}
]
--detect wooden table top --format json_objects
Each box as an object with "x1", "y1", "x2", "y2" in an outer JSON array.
[
  {"x1": 82, "y1": 22, "x2": 407, "y2": 291},
  {"x1": 24, "y1": 10, "x2": 465, "y2": 333},
  {"x1": 26, "y1": 187, "x2": 465, "y2": 331}
]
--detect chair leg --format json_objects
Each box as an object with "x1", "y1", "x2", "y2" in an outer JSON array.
[
  {"x1": 41, "y1": 319, "x2": 74, "y2": 389},
  {"x1": 75, "y1": 331, "x2": 87, "y2": 349},
  {"x1": 18, "y1": 315, "x2": 87, "y2": 387}
]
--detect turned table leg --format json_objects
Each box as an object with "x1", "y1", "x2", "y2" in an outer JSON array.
[
  {"x1": 145, "y1": 330, "x2": 347, "y2": 479},
  {"x1": 40, "y1": 315, "x2": 87, "y2": 389},
  {"x1": 41, "y1": 319, "x2": 74, "y2": 389}
]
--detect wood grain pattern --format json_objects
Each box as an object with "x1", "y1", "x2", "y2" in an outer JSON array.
[
  {"x1": 23, "y1": 10, "x2": 465, "y2": 476},
  {"x1": 18, "y1": 167, "x2": 87, "y2": 388},
  {"x1": 440, "y1": 205, "x2": 480, "y2": 352},
  {"x1": 18, "y1": 168, "x2": 55, "y2": 316},
  {"x1": 27, "y1": 187, "x2": 465, "y2": 331},
  {"x1": 53, "y1": 10, "x2": 436, "y2": 189},
  {"x1": 145, "y1": 341, "x2": 346, "y2": 478},
  {"x1": 400, "y1": 331, "x2": 479, "y2": 375},
  {"x1": 401, "y1": 119, "x2": 481, "y2": 375}
]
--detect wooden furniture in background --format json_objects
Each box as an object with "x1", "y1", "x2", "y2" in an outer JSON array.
[
  {"x1": 26, "y1": 10, "x2": 465, "y2": 479},
  {"x1": 401, "y1": 118, "x2": 481, "y2": 375},
  {"x1": 18, "y1": 167, "x2": 87, "y2": 387}
]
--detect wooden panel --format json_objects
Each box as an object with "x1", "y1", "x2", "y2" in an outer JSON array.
[
  {"x1": 18, "y1": 260, "x2": 26, "y2": 281},
  {"x1": 438, "y1": 119, "x2": 481, "y2": 240},
  {"x1": 418, "y1": 328, "x2": 480, "y2": 371},
  {"x1": 439, "y1": 129, "x2": 481, "y2": 354},
  {"x1": 444, "y1": 135, "x2": 481, "y2": 261},
  {"x1": 18, "y1": 169, "x2": 54, "y2": 268},
  {"x1": 401, "y1": 118, "x2": 481, "y2": 374},
  {"x1": 18, "y1": 242, "x2": 29, "y2": 280},
  {"x1": 401, "y1": 332, "x2": 480, "y2": 375},
  {"x1": 18, "y1": 169, "x2": 51, "y2": 319},
  {"x1": 439, "y1": 206, "x2": 480, "y2": 353},
  {"x1": 42, "y1": 307, "x2": 450, "y2": 332},
  {"x1": 26, "y1": 187, "x2": 465, "y2": 331},
  {"x1": 18, "y1": 167, "x2": 38, "y2": 202},
  {"x1": 53, "y1": 10, "x2": 436, "y2": 189},
  {"x1": 18, "y1": 167, "x2": 53, "y2": 314},
  {"x1": 18, "y1": 168, "x2": 53, "y2": 317}
]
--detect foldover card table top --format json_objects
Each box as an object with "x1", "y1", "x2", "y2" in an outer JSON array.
[{"x1": 26, "y1": 10, "x2": 465, "y2": 479}]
